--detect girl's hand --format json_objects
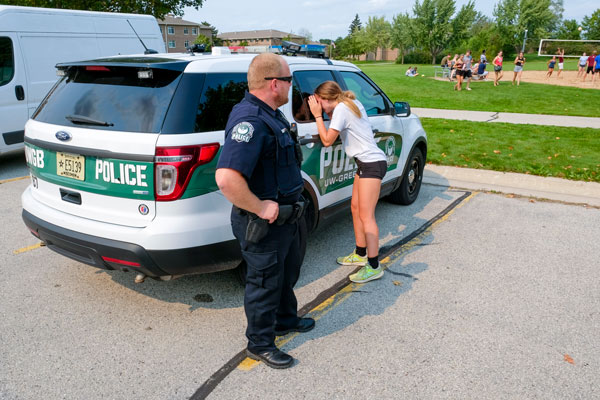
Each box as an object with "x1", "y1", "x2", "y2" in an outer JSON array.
[{"x1": 307, "y1": 95, "x2": 322, "y2": 118}]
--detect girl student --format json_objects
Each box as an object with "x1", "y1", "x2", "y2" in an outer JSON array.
[
  {"x1": 512, "y1": 51, "x2": 525, "y2": 86},
  {"x1": 577, "y1": 52, "x2": 588, "y2": 79},
  {"x1": 454, "y1": 54, "x2": 465, "y2": 91},
  {"x1": 546, "y1": 55, "x2": 557, "y2": 78},
  {"x1": 307, "y1": 81, "x2": 387, "y2": 284},
  {"x1": 493, "y1": 51, "x2": 504, "y2": 86}
]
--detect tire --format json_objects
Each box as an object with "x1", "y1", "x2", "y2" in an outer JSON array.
[
  {"x1": 236, "y1": 216, "x2": 308, "y2": 286},
  {"x1": 389, "y1": 148, "x2": 424, "y2": 205}
]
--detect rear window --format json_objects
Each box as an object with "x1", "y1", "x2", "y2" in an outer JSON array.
[
  {"x1": 33, "y1": 66, "x2": 182, "y2": 133},
  {"x1": 195, "y1": 73, "x2": 248, "y2": 132},
  {"x1": 161, "y1": 72, "x2": 248, "y2": 134}
]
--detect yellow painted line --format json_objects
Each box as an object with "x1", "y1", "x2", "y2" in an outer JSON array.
[
  {"x1": 236, "y1": 192, "x2": 479, "y2": 372},
  {"x1": 237, "y1": 357, "x2": 260, "y2": 371},
  {"x1": 13, "y1": 242, "x2": 43, "y2": 255},
  {"x1": 0, "y1": 175, "x2": 28, "y2": 184},
  {"x1": 237, "y1": 284, "x2": 358, "y2": 371}
]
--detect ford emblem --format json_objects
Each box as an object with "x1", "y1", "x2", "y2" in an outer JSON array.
[{"x1": 55, "y1": 131, "x2": 71, "y2": 141}]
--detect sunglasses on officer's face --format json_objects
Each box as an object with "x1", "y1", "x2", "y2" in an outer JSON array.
[{"x1": 264, "y1": 76, "x2": 293, "y2": 82}]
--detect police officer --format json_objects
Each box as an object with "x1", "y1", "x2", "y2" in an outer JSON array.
[{"x1": 215, "y1": 53, "x2": 315, "y2": 369}]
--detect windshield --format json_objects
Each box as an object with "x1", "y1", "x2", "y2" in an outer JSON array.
[{"x1": 33, "y1": 66, "x2": 182, "y2": 133}]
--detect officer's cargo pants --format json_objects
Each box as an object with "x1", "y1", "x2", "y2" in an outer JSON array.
[{"x1": 231, "y1": 210, "x2": 302, "y2": 352}]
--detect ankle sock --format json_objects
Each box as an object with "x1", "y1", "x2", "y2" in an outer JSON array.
[
  {"x1": 368, "y1": 256, "x2": 379, "y2": 269},
  {"x1": 355, "y1": 246, "x2": 366, "y2": 257}
]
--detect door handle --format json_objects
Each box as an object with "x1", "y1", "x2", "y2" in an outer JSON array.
[
  {"x1": 15, "y1": 85, "x2": 25, "y2": 101},
  {"x1": 299, "y1": 137, "x2": 321, "y2": 145}
]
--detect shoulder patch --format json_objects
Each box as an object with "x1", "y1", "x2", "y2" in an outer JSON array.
[{"x1": 231, "y1": 122, "x2": 254, "y2": 143}]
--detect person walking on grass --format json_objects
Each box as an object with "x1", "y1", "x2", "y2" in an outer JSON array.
[
  {"x1": 512, "y1": 51, "x2": 525, "y2": 86},
  {"x1": 577, "y1": 52, "x2": 588, "y2": 79},
  {"x1": 546, "y1": 55, "x2": 557, "y2": 78},
  {"x1": 493, "y1": 51, "x2": 503, "y2": 86},
  {"x1": 307, "y1": 81, "x2": 387, "y2": 284},
  {"x1": 557, "y1": 48, "x2": 565, "y2": 79},
  {"x1": 454, "y1": 55, "x2": 464, "y2": 91},
  {"x1": 463, "y1": 50, "x2": 473, "y2": 91},
  {"x1": 449, "y1": 54, "x2": 459, "y2": 81}
]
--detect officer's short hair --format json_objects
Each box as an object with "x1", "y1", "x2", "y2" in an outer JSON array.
[{"x1": 248, "y1": 53, "x2": 284, "y2": 91}]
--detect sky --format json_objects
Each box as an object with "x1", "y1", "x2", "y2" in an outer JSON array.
[{"x1": 183, "y1": 0, "x2": 596, "y2": 42}]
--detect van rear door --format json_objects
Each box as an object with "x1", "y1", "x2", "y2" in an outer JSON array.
[
  {"x1": 24, "y1": 61, "x2": 186, "y2": 228},
  {"x1": 0, "y1": 33, "x2": 28, "y2": 154}
]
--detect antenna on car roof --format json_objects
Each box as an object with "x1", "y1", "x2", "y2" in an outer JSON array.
[{"x1": 127, "y1": 20, "x2": 158, "y2": 54}]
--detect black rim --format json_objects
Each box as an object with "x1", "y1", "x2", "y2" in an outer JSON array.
[{"x1": 407, "y1": 157, "x2": 420, "y2": 194}]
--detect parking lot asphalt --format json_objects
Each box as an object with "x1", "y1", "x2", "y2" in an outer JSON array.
[{"x1": 2, "y1": 175, "x2": 599, "y2": 399}]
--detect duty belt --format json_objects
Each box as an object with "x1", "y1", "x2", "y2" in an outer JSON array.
[{"x1": 233, "y1": 200, "x2": 306, "y2": 225}]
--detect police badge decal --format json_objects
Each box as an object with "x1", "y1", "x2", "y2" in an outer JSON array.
[{"x1": 231, "y1": 122, "x2": 254, "y2": 143}]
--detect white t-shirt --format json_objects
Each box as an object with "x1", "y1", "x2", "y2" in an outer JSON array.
[
  {"x1": 329, "y1": 100, "x2": 386, "y2": 163},
  {"x1": 579, "y1": 55, "x2": 588, "y2": 66}
]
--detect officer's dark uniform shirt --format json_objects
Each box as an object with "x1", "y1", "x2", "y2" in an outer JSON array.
[{"x1": 217, "y1": 92, "x2": 303, "y2": 205}]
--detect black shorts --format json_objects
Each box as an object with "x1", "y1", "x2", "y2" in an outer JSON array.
[
  {"x1": 355, "y1": 159, "x2": 387, "y2": 180},
  {"x1": 455, "y1": 69, "x2": 463, "y2": 77},
  {"x1": 587, "y1": 66, "x2": 594, "y2": 74},
  {"x1": 463, "y1": 69, "x2": 472, "y2": 78}
]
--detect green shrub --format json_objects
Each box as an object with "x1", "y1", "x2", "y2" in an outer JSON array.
[{"x1": 400, "y1": 50, "x2": 431, "y2": 64}]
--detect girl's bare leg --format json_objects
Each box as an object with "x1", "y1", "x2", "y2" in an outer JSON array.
[
  {"x1": 351, "y1": 173, "x2": 366, "y2": 249},
  {"x1": 356, "y1": 177, "x2": 382, "y2": 259}
]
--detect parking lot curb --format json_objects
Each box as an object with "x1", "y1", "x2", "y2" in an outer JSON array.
[{"x1": 424, "y1": 164, "x2": 600, "y2": 207}]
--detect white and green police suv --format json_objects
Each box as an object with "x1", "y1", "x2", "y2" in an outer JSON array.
[{"x1": 21, "y1": 48, "x2": 427, "y2": 280}]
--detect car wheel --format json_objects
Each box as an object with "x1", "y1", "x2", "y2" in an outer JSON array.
[
  {"x1": 236, "y1": 214, "x2": 308, "y2": 286},
  {"x1": 389, "y1": 148, "x2": 424, "y2": 205}
]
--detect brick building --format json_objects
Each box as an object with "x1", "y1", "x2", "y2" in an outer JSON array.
[
  {"x1": 218, "y1": 29, "x2": 305, "y2": 47},
  {"x1": 157, "y1": 15, "x2": 212, "y2": 53}
]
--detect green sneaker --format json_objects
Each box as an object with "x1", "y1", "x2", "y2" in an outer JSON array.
[
  {"x1": 349, "y1": 264, "x2": 384, "y2": 283},
  {"x1": 336, "y1": 250, "x2": 367, "y2": 266}
]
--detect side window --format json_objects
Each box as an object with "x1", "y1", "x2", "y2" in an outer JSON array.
[
  {"x1": 292, "y1": 70, "x2": 335, "y2": 123},
  {"x1": 340, "y1": 71, "x2": 389, "y2": 116},
  {"x1": 195, "y1": 73, "x2": 248, "y2": 132},
  {"x1": 0, "y1": 37, "x2": 15, "y2": 87}
]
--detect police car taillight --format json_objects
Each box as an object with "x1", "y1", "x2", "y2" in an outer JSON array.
[{"x1": 154, "y1": 144, "x2": 220, "y2": 201}]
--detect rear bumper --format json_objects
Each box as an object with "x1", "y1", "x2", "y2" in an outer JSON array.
[{"x1": 22, "y1": 209, "x2": 242, "y2": 277}]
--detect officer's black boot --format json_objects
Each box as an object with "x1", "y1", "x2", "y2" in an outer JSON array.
[{"x1": 246, "y1": 347, "x2": 294, "y2": 369}]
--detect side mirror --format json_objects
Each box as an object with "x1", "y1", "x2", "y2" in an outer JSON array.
[{"x1": 394, "y1": 101, "x2": 411, "y2": 117}]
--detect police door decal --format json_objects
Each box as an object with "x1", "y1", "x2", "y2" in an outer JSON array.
[{"x1": 301, "y1": 132, "x2": 402, "y2": 196}]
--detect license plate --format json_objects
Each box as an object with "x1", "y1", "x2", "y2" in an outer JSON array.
[{"x1": 56, "y1": 152, "x2": 85, "y2": 181}]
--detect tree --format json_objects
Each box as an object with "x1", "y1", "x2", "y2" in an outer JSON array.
[
  {"x1": 363, "y1": 16, "x2": 391, "y2": 61},
  {"x1": 391, "y1": 13, "x2": 413, "y2": 64},
  {"x1": 413, "y1": 0, "x2": 476, "y2": 64},
  {"x1": 548, "y1": 0, "x2": 564, "y2": 34},
  {"x1": 3, "y1": 0, "x2": 204, "y2": 19},
  {"x1": 494, "y1": 0, "x2": 555, "y2": 54},
  {"x1": 582, "y1": 9, "x2": 600, "y2": 40},
  {"x1": 297, "y1": 28, "x2": 313, "y2": 44},
  {"x1": 556, "y1": 19, "x2": 581, "y2": 40},
  {"x1": 193, "y1": 34, "x2": 211, "y2": 51},
  {"x1": 201, "y1": 21, "x2": 222, "y2": 46},
  {"x1": 349, "y1": 14, "x2": 362, "y2": 34}
]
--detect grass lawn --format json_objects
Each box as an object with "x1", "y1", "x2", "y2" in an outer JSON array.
[
  {"x1": 423, "y1": 118, "x2": 600, "y2": 182},
  {"x1": 357, "y1": 63, "x2": 599, "y2": 117}
]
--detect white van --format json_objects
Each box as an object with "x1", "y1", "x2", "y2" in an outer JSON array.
[{"x1": 0, "y1": 6, "x2": 165, "y2": 155}]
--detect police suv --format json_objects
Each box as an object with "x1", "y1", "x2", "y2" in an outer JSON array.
[{"x1": 22, "y1": 48, "x2": 427, "y2": 281}]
